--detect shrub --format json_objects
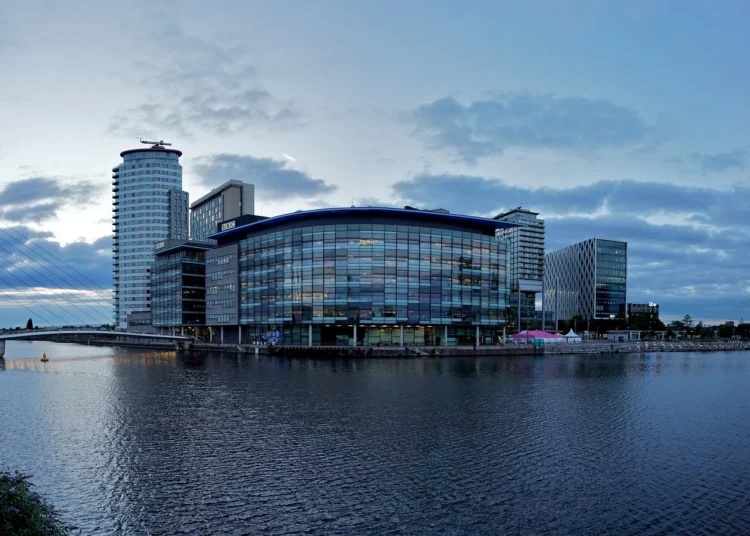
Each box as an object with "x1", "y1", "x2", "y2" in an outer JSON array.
[{"x1": 0, "y1": 472, "x2": 72, "y2": 535}]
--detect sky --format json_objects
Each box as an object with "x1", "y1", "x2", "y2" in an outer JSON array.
[{"x1": 0, "y1": 0, "x2": 748, "y2": 326}]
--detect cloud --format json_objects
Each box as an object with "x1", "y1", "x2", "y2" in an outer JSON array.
[
  {"x1": 0, "y1": 177, "x2": 103, "y2": 224},
  {"x1": 410, "y1": 93, "x2": 655, "y2": 163},
  {"x1": 109, "y1": 26, "x2": 302, "y2": 137},
  {"x1": 0, "y1": 227, "x2": 112, "y2": 327},
  {"x1": 391, "y1": 174, "x2": 750, "y2": 322},
  {"x1": 689, "y1": 146, "x2": 749, "y2": 173},
  {"x1": 392, "y1": 174, "x2": 750, "y2": 229},
  {"x1": 192, "y1": 154, "x2": 338, "y2": 201}
]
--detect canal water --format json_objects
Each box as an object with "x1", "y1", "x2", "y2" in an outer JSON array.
[{"x1": 1, "y1": 342, "x2": 749, "y2": 535}]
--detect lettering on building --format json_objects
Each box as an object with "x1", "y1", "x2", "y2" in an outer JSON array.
[
  {"x1": 221, "y1": 220, "x2": 236, "y2": 231},
  {"x1": 154, "y1": 241, "x2": 165, "y2": 250}
]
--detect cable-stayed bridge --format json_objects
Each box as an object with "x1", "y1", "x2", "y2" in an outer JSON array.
[{"x1": 0, "y1": 225, "x2": 174, "y2": 357}]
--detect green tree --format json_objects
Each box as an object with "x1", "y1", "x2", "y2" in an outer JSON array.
[
  {"x1": 682, "y1": 314, "x2": 694, "y2": 331},
  {"x1": 25, "y1": 318, "x2": 33, "y2": 330}
]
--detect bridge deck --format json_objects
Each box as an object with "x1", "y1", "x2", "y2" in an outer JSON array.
[{"x1": 0, "y1": 330, "x2": 190, "y2": 341}]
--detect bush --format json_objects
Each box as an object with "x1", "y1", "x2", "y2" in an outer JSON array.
[{"x1": 0, "y1": 472, "x2": 72, "y2": 535}]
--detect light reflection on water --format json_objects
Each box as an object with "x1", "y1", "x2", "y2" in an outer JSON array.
[{"x1": 1, "y1": 342, "x2": 749, "y2": 535}]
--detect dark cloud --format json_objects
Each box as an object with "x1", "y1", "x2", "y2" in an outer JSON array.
[
  {"x1": 410, "y1": 93, "x2": 655, "y2": 163},
  {"x1": 689, "y1": 147, "x2": 748, "y2": 173},
  {"x1": 393, "y1": 174, "x2": 750, "y2": 229},
  {"x1": 0, "y1": 177, "x2": 102, "y2": 224},
  {"x1": 391, "y1": 174, "x2": 750, "y2": 322},
  {"x1": 0, "y1": 228, "x2": 112, "y2": 327},
  {"x1": 192, "y1": 154, "x2": 337, "y2": 202},
  {"x1": 110, "y1": 26, "x2": 302, "y2": 137}
]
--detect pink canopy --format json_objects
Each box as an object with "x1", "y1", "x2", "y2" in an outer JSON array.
[{"x1": 512, "y1": 330, "x2": 562, "y2": 339}]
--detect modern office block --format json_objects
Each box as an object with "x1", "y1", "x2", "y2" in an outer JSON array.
[
  {"x1": 544, "y1": 238, "x2": 627, "y2": 321},
  {"x1": 200, "y1": 207, "x2": 515, "y2": 346},
  {"x1": 151, "y1": 240, "x2": 215, "y2": 332},
  {"x1": 494, "y1": 207, "x2": 545, "y2": 332},
  {"x1": 112, "y1": 141, "x2": 188, "y2": 328},
  {"x1": 190, "y1": 180, "x2": 255, "y2": 241}
]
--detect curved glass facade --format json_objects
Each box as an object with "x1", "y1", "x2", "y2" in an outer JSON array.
[{"x1": 235, "y1": 218, "x2": 510, "y2": 345}]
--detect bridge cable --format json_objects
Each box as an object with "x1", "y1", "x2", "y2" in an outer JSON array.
[
  {"x1": 0, "y1": 243, "x2": 95, "y2": 326},
  {"x1": 0, "y1": 266, "x2": 76, "y2": 327},
  {"x1": 0, "y1": 236, "x2": 112, "y2": 325},
  {"x1": 2, "y1": 225, "x2": 111, "y2": 293}
]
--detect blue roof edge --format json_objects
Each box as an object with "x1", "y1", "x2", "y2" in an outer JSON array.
[{"x1": 207, "y1": 206, "x2": 520, "y2": 240}]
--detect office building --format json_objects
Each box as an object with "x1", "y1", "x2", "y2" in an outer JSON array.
[
  {"x1": 151, "y1": 239, "x2": 215, "y2": 333},
  {"x1": 544, "y1": 238, "x2": 627, "y2": 321},
  {"x1": 190, "y1": 180, "x2": 255, "y2": 241},
  {"x1": 494, "y1": 207, "x2": 545, "y2": 332},
  {"x1": 622, "y1": 302, "x2": 660, "y2": 328},
  {"x1": 112, "y1": 140, "x2": 188, "y2": 328},
  {"x1": 154, "y1": 207, "x2": 516, "y2": 345}
]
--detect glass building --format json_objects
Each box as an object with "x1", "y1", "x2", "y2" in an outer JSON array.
[
  {"x1": 151, "y1": 240, "x2": 214, "y2": 332},
  {"x1": 203, "y1": 207, "x2": 516, "y2": 346},
  {"x1": 544, "y1": 238, "x2": 627, "y2": 321},
  {"x1": 494, "y1": 207, "x2": 545, "y2": 332},
  {"x1": 112, "y1": 142, "x2": 188, "y2": 328}
]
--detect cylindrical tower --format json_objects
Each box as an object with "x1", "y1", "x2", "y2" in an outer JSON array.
[{"x1": 112, "y1": 142, "x2": 185, "y2": 328}]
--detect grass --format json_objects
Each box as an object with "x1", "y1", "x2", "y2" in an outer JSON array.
[{"x1": 0, "y1": 472, "x2": 72, "y2": 535}]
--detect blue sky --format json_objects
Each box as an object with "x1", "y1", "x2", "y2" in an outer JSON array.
[{"x1": 0, "y1": 0, "x2": 748, "y2": 326}]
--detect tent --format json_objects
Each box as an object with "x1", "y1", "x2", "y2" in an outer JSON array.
[
  {"x1": 512, "y1": 330, "x2": 565, "y2": 344},
  {"x1": 563, "y1": 329, "x2": 582, "y2": 343}
]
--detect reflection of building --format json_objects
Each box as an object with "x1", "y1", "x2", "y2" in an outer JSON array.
[
  {"x1": 544, "y1": 238, "x2": 627, "y2": 321},
  {"x1": 190, "y1": 180, "x2": 255, "y2": 241},
  {"x1": 112, "y1": 141, "x2": 188, "y2": 328},
  {"x1": 160, "y1": 207, "x2": 514, "y2": 345},
  {"x1": 494, "y1": 207, "x2": 545, "y2": 332},
  {"x1": 151, "y1": 240, "x2": 215, "y2": 333}
]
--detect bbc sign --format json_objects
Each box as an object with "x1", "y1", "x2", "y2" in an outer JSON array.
[{"x1": 221, "y1": 220, "x2": 236, "y2": 231}]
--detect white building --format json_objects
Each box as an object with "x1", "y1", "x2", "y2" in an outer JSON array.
[
  {"x1": 190, "y1": 180, "x2": 255, "y2": 241},
  {"x1": 112, "y1": 141, "x2": 188, "y2": 328}
]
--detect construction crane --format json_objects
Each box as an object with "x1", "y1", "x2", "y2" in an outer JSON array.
[{"x1": 139, "y1": 138, "x2": 172, "y2": 147}]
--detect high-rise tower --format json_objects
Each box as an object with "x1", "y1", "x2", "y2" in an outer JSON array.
[{"x1": 112, "y1": 140, "x2": 188, "y2": 328}]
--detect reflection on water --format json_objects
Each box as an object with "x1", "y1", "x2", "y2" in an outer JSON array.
[{"x1": 1, "y1": 342, "x2": 749, "y2": 535}]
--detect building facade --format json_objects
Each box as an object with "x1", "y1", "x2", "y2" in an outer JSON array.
[
  {"x1": 112, "y1": 141, "x2": 188, "y2": 328},
  {"x1": 544, "y1": 238, "x2": 627, "y2": 321},
  {"x1": 151, "y1": 240, "x2": 214, "y2": 333},
  {"x1": 190, "y1": 180, "x2": 255, "y2": 241},
  {"x1": 622, "y1": 302, "x2": 660, "y2": 328},
  {"x1": 494, "y1": 207, "x2": 545, "y2": 332},
  {"x1": 191, "y1": 207, "x2": 515, "y2": 346}
]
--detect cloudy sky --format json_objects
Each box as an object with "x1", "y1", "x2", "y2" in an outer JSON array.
[{"x1": 0, "y1": 0, "x2": 748, "y2": 326}]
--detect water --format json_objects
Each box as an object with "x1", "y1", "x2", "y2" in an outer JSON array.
[{"x1": 1, "y1": 342, "x2": 749, "y2": 535}]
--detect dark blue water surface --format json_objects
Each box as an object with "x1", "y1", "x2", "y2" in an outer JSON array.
[{"x1": 1, "y1": 342, "x2": 749, "y2": 535}]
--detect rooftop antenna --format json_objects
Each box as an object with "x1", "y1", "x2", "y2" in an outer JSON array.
[{"x1": 139, "y1": 138, "x2": 172, "y2": 148}]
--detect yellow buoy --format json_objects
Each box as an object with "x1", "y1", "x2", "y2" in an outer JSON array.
[{"x1": 41, "y1": 353, "x2": 48, "y2": 362}]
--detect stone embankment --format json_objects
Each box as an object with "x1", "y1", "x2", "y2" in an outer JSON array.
[{"x1": 190, "y1": 340, "x2": 750, "y2": 358}]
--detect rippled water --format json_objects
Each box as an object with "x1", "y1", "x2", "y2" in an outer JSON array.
[{"x1": 1, "y1": 342, "x2": 749, "y2": 535}]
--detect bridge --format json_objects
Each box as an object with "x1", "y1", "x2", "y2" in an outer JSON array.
[{"x1": 0, "y1": 331, "x2": 191, "y2": 358}]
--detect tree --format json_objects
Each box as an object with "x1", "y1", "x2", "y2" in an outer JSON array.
[
  {"x1": 682, "y1": 314, "x2": 694, "y2": 331},
  {"x1": 25, "y1": 318, "x2": 33, "y2": 330},
  {"x1": 735, "y1": 323, "x2": 750, "y2": 339}
]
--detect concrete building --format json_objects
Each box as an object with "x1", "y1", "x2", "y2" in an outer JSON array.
[
  {"x1": 544, "y1": 238, "x2": 627, "y2": 322},
  {"x1": 112, "y1": 140, "x2": 188, "y2": 328},
  {"x1": 190, "y1": 180, "x2": 255, "y2": 241},
  {"x1": 494, "y1": 208, "x2": 545, "y2": 332}
]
